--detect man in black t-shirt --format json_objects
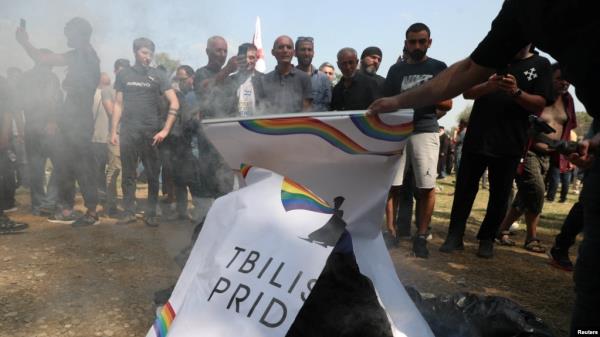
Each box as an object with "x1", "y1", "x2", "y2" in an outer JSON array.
[
  {"x1": 110, "y1": 38, "x2": 179, "y2": 227},
  {"x1": 330, "y1": 47, "x2": 381, "y2": 111},
  {"x1": 16, "y1": 17, "x2": 101, "y2": 227},
  {"x1": 442, "y1": 44, "x2": 553, "y2": 258},
  {"x1": 368, "y1": 1, "x2": 599, "y2": 333},
  {"x1": 359, "y1": 46, "x2": 385, "y2": 89},
  {"x1": 383, "y1": 23, "x2": 451, "y2": 258}
]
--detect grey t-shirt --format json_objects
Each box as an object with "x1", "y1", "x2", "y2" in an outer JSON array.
[
  {"x1": 114, "y1": 64, "x2": 170, "y2": 133},
  {"x1": 258, "y1": 66, "x2": 312, "y2": 114}
]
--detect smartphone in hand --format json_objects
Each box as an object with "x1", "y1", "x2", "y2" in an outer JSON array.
[{"x1": 20, "y1": 18, "x2": 26, "y2": 30}]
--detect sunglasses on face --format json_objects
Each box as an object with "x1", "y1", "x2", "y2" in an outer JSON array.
[{"x1": 297, "y1": 36, "x2": 314, "y2": 43}]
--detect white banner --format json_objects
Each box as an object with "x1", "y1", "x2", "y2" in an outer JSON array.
[{"x1": 147, "y1": 110, "x2": 434, "y2": 337}]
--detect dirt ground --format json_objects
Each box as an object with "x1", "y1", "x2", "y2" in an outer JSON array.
[{"x1": 0, "y1": 177, "x2": 578, "y2": 337}]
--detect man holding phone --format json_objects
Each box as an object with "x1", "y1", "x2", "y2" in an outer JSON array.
[
  {"x1": 223, "y1": 43, "x2": 263, "y2": 117},
  {"x1": 16, "y1": 17, "x2": 101, "y2": 227},
  {"x1": 439, "y1": 44, "x2": 553, "y2": 258}
]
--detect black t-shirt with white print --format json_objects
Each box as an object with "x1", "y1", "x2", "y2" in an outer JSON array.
[
  {"x1": 114, "y1": 64, "x2": 170, "y2": 133},
  {"x1": 384, "y1": 57, "x2": 447, "y2": 133},
  {"x1": 463, "y1": 54, "x2": 553, "y2": 157}
]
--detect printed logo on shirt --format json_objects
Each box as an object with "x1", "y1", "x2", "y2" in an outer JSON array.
[
  {"x1": 524, "y1": 68, "x2": 538, "y2": 81},
  {"x1": 126, "y1": 81, "x2": 151, "y2": 88},
  {"x1": 401, "y1": 74, "x2": 434, "y2": 92}
]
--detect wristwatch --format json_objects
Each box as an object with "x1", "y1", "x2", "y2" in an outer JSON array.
[{"x1": 512, "y1": 88, "x2": 523, "y2": 98}]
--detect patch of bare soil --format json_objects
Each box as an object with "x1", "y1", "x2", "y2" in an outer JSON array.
[{"x1": 1, "y1": 178, "x2": 577, "y2": 337}]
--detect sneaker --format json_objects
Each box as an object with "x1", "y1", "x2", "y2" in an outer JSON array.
[
  {"x1": 477, "y1": 240, "x2": 494, "y2": 259},
  {"x1": 71, "y1": 213, "x2": 100, "y2": 228},
  {"x1": 48, "y1": 211, "x2": 78, "y2": 224},
  {"x1": 4, "y1": 206, "x2": 18, "y2": 213},
  {"x1": 144, "y1": 216, "x2": 160, "y2": 227},
  {"x1": 558, "y1": 198, "x2": 567, "y2": 203},
  {"x1": 412, "y1": 235, "x2": 429, "y2": 258},
  {"x1": 0, "y1": 218, "x2": 28, "y2": 233},
  {"x1": 116, "y1": 213, "x2": 137, "y2": 225},
  {"x1": 439, "y1": 236, "x2": 464, "y2": 253},
  {"x1": 549, "y1": 246, "x2": 573, "y2": 271},
  {"x1": 106, "y1": 207, "x2": 121, "y2": 219}
]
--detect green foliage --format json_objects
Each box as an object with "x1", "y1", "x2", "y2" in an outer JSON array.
[
  {"x1": 575, "y1": 111, "x2": 592, "y2": 138},
  {"x1": 154, "y1": 52, "x2": 180, "y2": 78}
]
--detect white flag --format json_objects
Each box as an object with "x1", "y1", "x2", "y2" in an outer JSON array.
[{"x1": 253, "y1": 16, "x2": 266, "y2": 73}]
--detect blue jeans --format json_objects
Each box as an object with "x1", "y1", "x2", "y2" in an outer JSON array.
[{"x1": 547, "y1": 164, "x2": 572, "y2": 201}]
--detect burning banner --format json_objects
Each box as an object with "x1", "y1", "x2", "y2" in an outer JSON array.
[{"x1": 146, "y1": 111, "x2": 434, "y2": 337}]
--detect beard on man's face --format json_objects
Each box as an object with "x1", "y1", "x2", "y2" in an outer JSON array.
[{"x1": 409, "y1": 49, "x2": 427, "y2": 62}]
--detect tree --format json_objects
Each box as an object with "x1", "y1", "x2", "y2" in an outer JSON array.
[
  {"x1": 154, "y1": 52, "x2": 180, "y2": 78},
  {"x1": 575, "y1": 111, "x2": 592, "y2": 139}
]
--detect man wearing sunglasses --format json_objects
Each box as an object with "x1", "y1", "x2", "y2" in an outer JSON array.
[
  {"x1": 295, "y1": 37, "x2": 332, "y2": 112},
  {"x1": 384, "y1": 22, "x2": 451, "y2": 258}
]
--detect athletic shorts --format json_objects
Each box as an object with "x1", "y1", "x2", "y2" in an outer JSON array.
[{"x1": 392, "y1": 132, "x2": 439, "y2": 189}]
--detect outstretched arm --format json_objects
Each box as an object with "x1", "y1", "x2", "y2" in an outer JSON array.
[
  {"x1": 15, "y1": 27, "x2": 67, "y2": 66},
  {"x1": 368, "y1": 58, "x2": 493, "y2": 114}
]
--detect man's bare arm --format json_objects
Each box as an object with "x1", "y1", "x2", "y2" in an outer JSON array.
[
  {"x1": 152, "y1": 89, "x2": 180, "y2": 146},
  {"x1": 15, "y1": 28, "x2": 67, "y2": 66},
  {"x1": 110, "y1": 92, "x2": 123, "y2": 145},
  {"x1": 102, "y1": 98, "x2": 114, "y2": 118},
  {"x1": 369, "y1": 58, "x2": 493, "y2": 114},
  {"x1": 302, "y1": 99, "x2": 313, "y2": 112}
]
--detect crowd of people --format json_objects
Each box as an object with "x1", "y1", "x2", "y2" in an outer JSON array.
[{"x1": 0, "y1": 0, "x2": 598, "y2": 333}]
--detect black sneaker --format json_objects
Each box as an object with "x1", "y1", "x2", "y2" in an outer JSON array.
[
  {"x1": 71, "y1": 213, "x2": 100, "y2": 228},
  {"x1": 412, "y1": 235, "x2": 429, "y2": 258},
  {"x1": 439, "y1": 236, "x2": 464, "y2": 253},
  {"x1": 477, "y1": 239, "x2": 494, "y2": 258},
  {"x1": 106, "y1": 207, "x2": 121, "y2": 219},
  {"x1": 0, "y1": 218, "x2": 28, "y2": 233},
  {"x1": 144, "y1": 216, "x2": 160, "y2": 227},
  {"x1": 549, "y1": 246, "x2": 573, "y2": 271},
  {"x1": 48, "y1": 211, "x2": 78, "y2": 224},
  {"x1": 116, "y1": 214, "x2": 137, "y2": 225}
]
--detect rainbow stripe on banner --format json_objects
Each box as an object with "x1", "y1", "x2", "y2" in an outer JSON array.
[
  {"x1": 240, "y1": 163, "x2": 253, "y2": 178},
  {"x1": 239, "y1": 117, "x2": 398, "y2": 156},
  {"x1": 281, "y1": 177, "x2": 334, "y2": 214},
  {"x1": 350, "y1": 115, "x2": 413, "y2": 141},
  {"x1": 153, "y1": 302, "x2": 175, "y2": 337}
]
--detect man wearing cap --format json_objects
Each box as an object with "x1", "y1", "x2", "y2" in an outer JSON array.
[
  {"x1": 295, "y1": 37, "x2": 331, "y2": 112},
  {"x1": 331, "y1": 47, "x2": 381, "y2": 111},
  {"x1": 360, "y1": 46, "x2": 385, "y2": 89}
]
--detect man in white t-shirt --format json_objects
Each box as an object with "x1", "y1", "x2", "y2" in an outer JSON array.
[{"x1": 225, "y1": 43, "x2": 264, "y2": 117}]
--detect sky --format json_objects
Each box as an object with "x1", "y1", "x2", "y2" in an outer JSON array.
[{"x1": 0, "y1": 0, "x2": 586, "y2": 127}]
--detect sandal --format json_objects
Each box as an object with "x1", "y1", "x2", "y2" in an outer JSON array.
[
  {"x1": 495, "y1": 231, "x2": 516, "y2": 246},
  {"x1": 524, "y1": 238, "x2": 546, "y2": 253}
]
